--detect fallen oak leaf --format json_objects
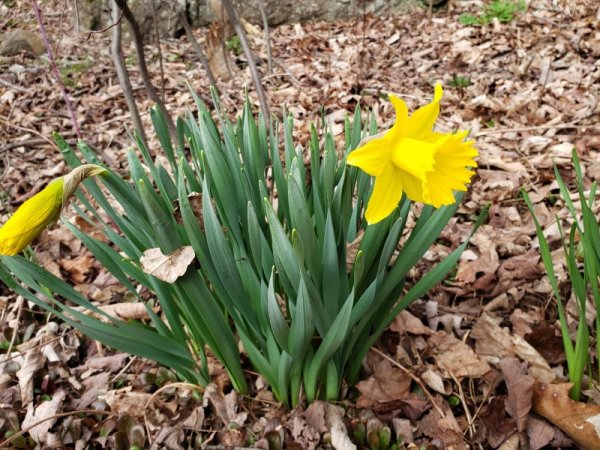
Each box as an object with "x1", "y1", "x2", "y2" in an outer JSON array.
[
  {"x1": 140, "y1": 246, "x2": 195, "y2": 283},
  {"x1": 533, "y1": 382, "x2": 600, "y2": 450}
]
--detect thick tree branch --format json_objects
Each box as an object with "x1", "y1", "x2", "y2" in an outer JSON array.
[
  {"x1": 110, "y1": 0, "x2": 148, "y2": 148},
  {"x1": 113, "y1": 0, "x2": 177, "y2": 142},
  {"x1": 256, "y1": 0, "x2": 273, "y2": 74},
  {"x1": 220, "y1": 0, "x2": 270, "y2": 126},
  {"x1": 178, "y1": 11, "x2": 220, "y2": 91}
]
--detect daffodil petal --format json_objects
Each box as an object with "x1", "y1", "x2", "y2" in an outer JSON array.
[
  {"x1": 0, "y1": 178, "x2": 64, "y2": 256},
  {"x1": 424, "y1": 134, "x2": 478, "y2": 207},
  {"x1": 347, "y1": 136, "x2": 392, "y2": 177},
  {"x1": 388, "y1": 93, "x2": 409, "y2": 139},
  {"x1": 407, "y1": 83, "x2": 443, "y2": 140},
  {"x1": 364, "y1": 164, "x2": 404, "y2": 224}
]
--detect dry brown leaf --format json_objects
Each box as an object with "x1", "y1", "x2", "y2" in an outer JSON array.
[
  {"x1": 417, "y1": 400, "x2": 465, "y2": 450},
  {"x1": 356, "y1": 358, "x2": 412, "y2": 408},
  {"x1": 428, "y1": 331, "x2": 491, "y2": 379},
  {"x1": 203, "y1": 383, "x2": 248, "y2": 428},
  {"x1": 471, "y1": 313, "x2": 556, "y2": 383},
  {"x1": 102, "y1": 386, "x2": 152, "y2": 419},
  {"x1": 74, "y1": 372, "x2": 109, "y2": 409},
  {"x1": 533, "y1": 382, "x2": 600, "y2": 450},
  {"x1": 390, "y1": 310, "x2": 433, "y2": 336},
  {"x1": 60, "y1": 253, "x2": 95, "y2": 284},
  {"x1": 479, "y1": 396, "x2": 516, "y2": 448},
  {"x1": 527, "y1": 416, "x2": 558, "y2": 450},
  {"x1": 500, "y1": 358, "x2": 533, "y2": 434},
  {"x1": 79, "y1": 353, "x2": 129, "y2": 373},
  {"x1": 140, "y1": 246, "x2": 195, "y2": 283}
]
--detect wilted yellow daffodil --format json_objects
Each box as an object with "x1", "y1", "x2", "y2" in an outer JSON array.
[
  {"x1": 347, "y1": 83, "x2": 478, "y2": 224},
  {"x1": 0, "y1": 164, "x2": 107, "y2": 256}
]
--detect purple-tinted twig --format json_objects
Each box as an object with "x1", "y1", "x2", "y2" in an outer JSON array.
[{"x1": 31, "y1": 0, "x2": 82, "y2": 139}]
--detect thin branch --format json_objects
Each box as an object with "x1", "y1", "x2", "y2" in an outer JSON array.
[
  {"x1": 30, "y1": 0, "x2": 82, "y2": 139},
  {"x1": 114, "y1": 0, "x2": 177, "y2": 142},
  {"x1": 256, "y1": 0, "x2": 273, "y2": 74},
  {"x1": 0, "y1": 136, "x2": 75, "y2": 153},
  {"x1": 0, "y1": 77, "x2": 29, "y2": 93},
  {"x1": 475, "y1": 120, "x2": 598, "y2": 136},
  {"x1": 0, "y1": 115, "x2": 60, "y2": 149},
  {"x1": 178, "y1": 10, "x2": 219, "y2": 91},
  {"x1": 220, "y1": 0, "x2": 270, "y2": 126},
  {"x1": 111, "y1": 0, "x2": 148, "y2": 148}
]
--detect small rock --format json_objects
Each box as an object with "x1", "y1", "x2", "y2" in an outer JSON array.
[{"x1": 0, "y1": 29, "x2": 44, "y2": 57}]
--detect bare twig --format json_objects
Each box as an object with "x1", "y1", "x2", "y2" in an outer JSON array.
[
  {"x1": 0, "y1": 136, "x2": 75, "y2": 153},
  {"x1": 74, "y1": 0, "x2": 125, "y2": 40},
  {"x1": 0, "y1": 77, "x2": 29, "y2": 93},
  {"x1": 220, "y1": 0, "x2": 270, "y2": 126},
  {"x1": 4, "y1": 296, "x2": 24, "y2": 360},
  {"x1": 256, "y1": 0, "x2": 273, "y2": 74},
  {"x1": 0, "y1": 115, "x2": 59, "y2": 148},
  {"x1": 475, "y1": 120, "x2": 598, "y2": 136},
  {"x1": 178, "y1": 11, "x2": 219, "y2": 90},
  {"x1": 30, "y1": 0, "x2": 82, "y2": 139},
  {"x1": 114, "y1": 0, "x2": 177, "y2": 142},
  {"x1": 111, "y1": 0, "x2": 148, "y2": 148}
]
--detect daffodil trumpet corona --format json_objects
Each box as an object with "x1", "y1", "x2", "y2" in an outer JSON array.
[
  {"x1": 0, "y1": 164, "x2": 107, "y2": 256},
  {"x1": 347, "y1": 83, "x2": 478, "y2": 224}
]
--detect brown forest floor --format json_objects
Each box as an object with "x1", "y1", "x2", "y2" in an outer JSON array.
[{"x1": 1, "y1": 0, "x2": 600, "y2": 448}]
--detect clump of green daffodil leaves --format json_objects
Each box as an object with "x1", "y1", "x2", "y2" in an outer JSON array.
[{"x1": 0, "y1": 86, "x2": 486, "y2": 408}]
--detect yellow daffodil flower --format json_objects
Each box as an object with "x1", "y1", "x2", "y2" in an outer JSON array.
[
  {"x1": 347, "y1": 83, "x2": 478, "y2": 224},
  {"x1": 0, "y1": 164, "x2": 107, "y2": 256}
]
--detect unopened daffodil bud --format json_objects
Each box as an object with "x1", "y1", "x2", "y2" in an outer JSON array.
[{"x1": 0, "y1": 164, "x2": 107, "y2": 256}]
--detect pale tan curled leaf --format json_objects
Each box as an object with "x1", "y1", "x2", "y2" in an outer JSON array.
[
  {"x1": 16, "y1": 349, "x2": 44, "y2": 405},
  {"x1": 72, "y1": 302, "x2": 154, "y2": 323},
  {"x1": 326, "y1": 403, "x2": 356, "y2": 450},
  {"x1": 140, "y1": 246, "x2": 195, "y2": 283},
  {"x1": 421, "y1": 368, "x2": 449, "y2": 395},
  {"x1": 21, "y1": 389, "x2": 66, "y2": 444}
]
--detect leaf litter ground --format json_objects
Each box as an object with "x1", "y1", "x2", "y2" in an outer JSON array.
[{"x1": 0, "y1": 0, "x2": 599, "y2": 448}]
